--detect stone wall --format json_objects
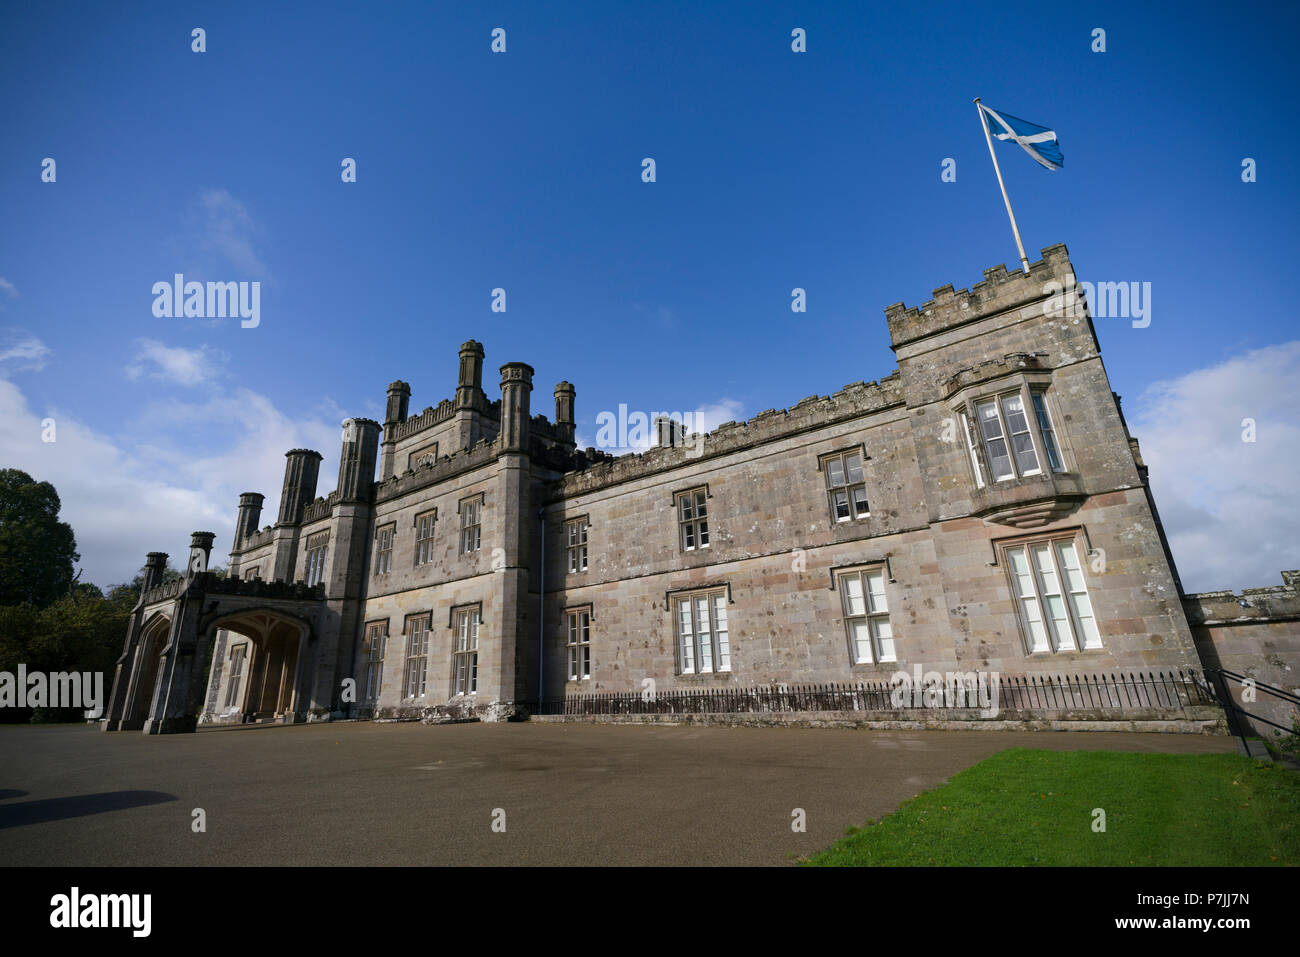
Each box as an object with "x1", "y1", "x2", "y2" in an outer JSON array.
[{"x1": 1184, "y1": 570, "x2": 1300, "y2": 742}]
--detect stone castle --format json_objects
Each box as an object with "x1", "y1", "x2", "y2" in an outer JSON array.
[{"x1": 101, "y1": 244, "x2": 1298, "y2": 735}]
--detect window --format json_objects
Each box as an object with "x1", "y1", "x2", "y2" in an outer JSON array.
[
  {"x1": 961, "y1": 412, "x2": 984, "y2": 489},
  {"x1": 969, "y1": 388, "x2": 1064, "y2": 484},
  {"x1": 566, "y1": 519, "x2": 588, "y2": 573},
  {"x1": 243, "y1": 566, "x2": 261, "y2": 580},
  {"x1": 1031, "y1": 392, "x2": 1064, "y2": 472},
  {"x1": 374, "y1": 524, "x2": 395, "y2": 575},
  {"x1": 305, "y1": 531, "x2": 329, "y2": 586},
  {"x1": 460, "y1": 497, "x2": 482, "y2": 554},
  {"x1": 1005, "y1": 538, "x2": 1102, "y2": 654},
  {"x1": 822, "y1": 449, "x2": 869, "y2": 522},
  {"x1": 407, "y1": 442, "x2": 438, "y2": 470},
  {"x1": 453, "y1": 607, "x2": 480, "y2": 695},
  {"x1": 566, "y1": 609, "x2": 591, "y2": 680},
  {"x1": 223, "y1": 644, "x2": 246, "y2": 709},
  {"x1": 839, "y1": 568, "x2": 894, "y2": 664},
  {"x1": 402, "y1": 614, "x2": 430, "y2": 698},
  {"x1": 364, "y1": 622, "x2": 387, "y2": 703},
  {"x1": 414, "y1": 510, "x2": 436, "y2": 566},
  {"x1": 676, "y1": 487, "x2": 709, "y2": 551},
  {"x1": 675, "y1": 590, "x2": 731, "y2": 674}
]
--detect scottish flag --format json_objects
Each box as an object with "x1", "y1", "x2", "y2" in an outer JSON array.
[{"x1": 979, "y1": 103, "x2": 1063, "y2": 170}]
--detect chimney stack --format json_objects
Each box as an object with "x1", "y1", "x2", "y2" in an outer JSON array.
[
  {"x1": 498, "y1": 362, "x2": 534, "y2": 453},
  {"x1": 277, "y1": 449, "x2": 323, "y2": 525},
  {"x1": 235, "y1": 492, "x2": 264, "y2": 547},
  {"x1": 457, "y1": 340, "x2": 485, "y2": 408},
  {"x1": 554, "y1": 381, "x2": 576, "y2": 446},
  {"x1": 337, "y1": 418, "x2": 382, "y2": 502}
]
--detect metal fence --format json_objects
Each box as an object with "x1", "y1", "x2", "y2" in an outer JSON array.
[{"x1": 526, "y1": 668, "x2": 1216, "y2": 718}]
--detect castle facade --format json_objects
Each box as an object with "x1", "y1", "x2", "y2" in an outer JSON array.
[{"x1": 103, "y1": 244, "x2": 1213, "y2": 733}]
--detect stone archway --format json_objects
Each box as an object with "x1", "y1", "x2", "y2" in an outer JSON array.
[
  {"x1": 202, "y1": 611, "x2": 310, "y2": 725},
  {"x1": 122, "y1": 614, "x2": 171, "y2": 731}
]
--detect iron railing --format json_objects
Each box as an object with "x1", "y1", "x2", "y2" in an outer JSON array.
[
  {"x1": 526, "y1": 668, "x2": 1215, "y2": 718},
  {"x1": 1206, "y1": 667, "x2": 1300, "y2": 752}
]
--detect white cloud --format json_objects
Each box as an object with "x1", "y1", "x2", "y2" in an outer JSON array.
[
  {"x1": 0, "y1": 277, "x2": 18, "y2": 299},
  {"x1": 125, "y1": 338, "x2": 227, "y2": 386},
  {"x1": 198, "y1": 189, "x2": 267, "y2": 276},
  {"x1": 1131, "y1": 340, "x2": 1300, "y2": 593},
  {"x1": 0, "y1": 328, "x2": 51, "y2": 372},
  {"x1": 0, "y1": 374, "x2": 340, "y2": 590}
]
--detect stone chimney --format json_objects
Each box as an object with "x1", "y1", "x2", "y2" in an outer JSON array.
[
  {"x1": 142, "y1": 552, "x2": 169, "y2": 593},
  {"x1": 553, "y1": 381, "x2": 576, "y2": 446},
  {"x1": 337, "y1": 418, "x2": 382, "y2": 502},
  {"x1": 379, "y1": 381, "x2": 411, "y2": 482},
  {"x1": 188, "y1": 531, "x2": 216, "y2": 576},
  {"x1": 277, "y1": 449, "x2": 323, "y2": 525},
  {"x1": 235, "y1": 492, "x2": 264, "y2": 547},
  {"x1": 457, "y1": 340, "x2": 486, "y2": 408},
  {"x1": 498, "y1": 362, "x2": 534, "y2": 453},
  {"x1": 655, "y1": 415, "x2": 684, "y2": 448}
]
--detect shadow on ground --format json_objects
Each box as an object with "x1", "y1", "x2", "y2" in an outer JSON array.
[{"x1": 0, "y1": 790, "x2": 175, "y2": 829}]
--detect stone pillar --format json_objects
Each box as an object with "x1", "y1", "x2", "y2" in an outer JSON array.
[
  {"x1": 235, "y1": 493, "x2": 264, "y2": 547},
  {"x1": 498, "y1": 362, "x2": 534, "y2": 453},
  {"x1": 277, "y1": 449, "x2": 323, "y2": 525},
  {"x1": 554, "y1": 381, "x2": 576, "y2": 446},
  {"x1": 337, "y1": 418, "x2": 382, "y2": 502},
  {"x1": 380, "y1": 381, "x2": 410, "y2": 481}
]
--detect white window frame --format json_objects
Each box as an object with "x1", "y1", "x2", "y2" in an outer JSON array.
[
  {"x1": 460, "y1": 497, "x2": 482, "y2": 554},
  {"x1": 566, "y1": 608, "x2": 591, "y2": 680},
  {"x1": 967, "y1": 386, "x2": 1067, "y2": 485},
  {"x1": 364, "y1": 622, "x2": 387, "y2": 703},
  {"x1": 821, "y1": 449, "x2": 869, "y2": 522},
  {"x1": 1031, "y1": 392, "x2": 1064, "y2": 473},
  {"x1": 402, "y1": 614, "x2": 430, "y2": 699},
  {"x1": 414, "y1": 510, "x2": 436, "y2": 566},
  {"x1": 838, "y1": 567, "x2": 895, "y2": 664},
  {"x1": 223, "y1": 644, "x2": 247, "y2": 710},
  {"x1": 452, "y1": 606, "x2": 480, "y2": 695},
  {"x1": 566, "y1": 519, "x2": 588, "y2": 573},
  {"x1": 674, "y1": 590, "x2": 731, "y2": 675},
  {"x1": 676, "y1": 487, "x2": 710, "y2": 552},
  {"x1": 375, "y1": 523, "x2": 395, "y2": 575},
  {"x1": 1004, "y1": 537, "x2": 1102, "y2": 654}
]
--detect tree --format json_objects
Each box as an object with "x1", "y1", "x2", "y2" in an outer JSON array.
[{"x1": 0, "y1": 469, "x2": 79, "y2": 607}]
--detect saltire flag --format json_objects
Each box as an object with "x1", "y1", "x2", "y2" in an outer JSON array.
[{"x1": 978, "y1": 103, "x2": 1063, "y2": 170}]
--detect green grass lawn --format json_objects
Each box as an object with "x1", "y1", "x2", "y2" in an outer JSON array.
[{"x1": 804, "y1": 749, "x2": 1299, "y2": 866}]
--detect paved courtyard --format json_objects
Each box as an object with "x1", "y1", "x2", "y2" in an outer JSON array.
[{"x1": 0, "y1": 722, "x2": 1234, "y2": 866}]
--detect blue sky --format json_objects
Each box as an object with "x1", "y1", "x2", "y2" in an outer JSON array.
[{"x1": 1, "y1": 0, "x2": 1297, "y2": 591}]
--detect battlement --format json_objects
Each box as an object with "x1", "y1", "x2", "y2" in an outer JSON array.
[
  {"x1": 302, "y1": 490, "x2": 341, "y2": 525},
  {"x1": 1182, "y1": 570, "x2": 1300, "y2": 626},
  {"x1": 558, "y1": 372, "x2": 904, "y2": 497},
  {"x1": 375, "y1": 436, "x2": 501, "y2": 504},
  {"x1": 886, "y1": 243, "x2": 1074, "y2": 348}
]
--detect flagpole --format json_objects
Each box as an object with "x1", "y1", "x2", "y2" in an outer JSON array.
[{"x1": 975, "y1": 97, "x2": 1031, "y2": 274}]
